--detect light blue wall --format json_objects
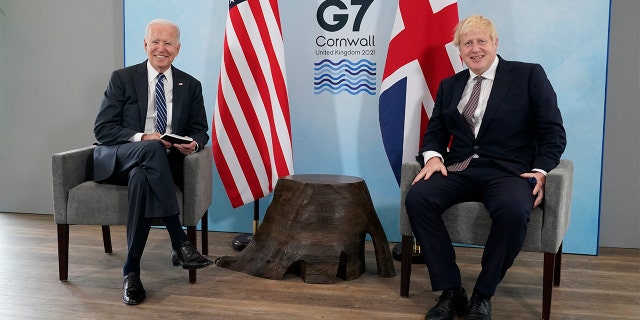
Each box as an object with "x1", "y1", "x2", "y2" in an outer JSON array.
[
  {"x1": 124, "y1": 0, "x2": 609, "y2": 254},
  {"x1": 0, "y1": 0, "x2": 634, "y2": 249},
  {"x1": 0, "y1": 0, "x2": 640, "y2": 248}
]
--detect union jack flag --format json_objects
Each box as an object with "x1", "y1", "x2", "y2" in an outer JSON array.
[{"x1": 379, "y1": 0, "x2": 461, "y2": 184}]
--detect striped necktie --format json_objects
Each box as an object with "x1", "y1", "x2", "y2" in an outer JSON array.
[
  {"x1": 447, "y1": 76, "x2": 484, "y2": 172},
  {"x1": 155, "y1": 73, "x2": 167, "y2": 134}
]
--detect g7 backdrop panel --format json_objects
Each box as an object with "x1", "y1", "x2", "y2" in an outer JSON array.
[{"x1": 124, "y1": 0, "x2": 610, "y2": 255}]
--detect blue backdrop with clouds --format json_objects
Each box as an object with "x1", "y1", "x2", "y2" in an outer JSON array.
[{"x1": 124, "y1": 0, "x2": 609, "y2": 255}]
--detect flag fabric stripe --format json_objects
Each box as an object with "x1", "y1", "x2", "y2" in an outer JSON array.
[
  {"x1": 229, "y1": 5, "x2": 275, "y2": 190},
  {"x1": 225, "y1": 7, "x2": 275, "y2": 201},
  {"x1": 216, "y1": 2, "x2": 282, "y2": 205},
  {"x1": 256, "y1": 0, "x2": 292, "y2": 175},
  {"x1": 379, "y1": 0, "x2": 460, "y2": 184},
  {"x1": 215, "y1": 68, "x2": 263, "y2": 204},
  {"x1": 219, "y1": 22, "x2": 269, "y2": 200},
  {"x1": 213, "y1": 0, "x2": 292, "y2": 208},
  {"x1": 241, "y1": 0, "x2": 291, "y2": 177}
]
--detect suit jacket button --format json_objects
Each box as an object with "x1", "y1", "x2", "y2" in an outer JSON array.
[{"x1": 473, "y1": 145, "x2": 479, "y2": 150}]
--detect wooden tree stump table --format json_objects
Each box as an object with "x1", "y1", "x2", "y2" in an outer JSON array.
[{"x1": 216, "y1": 174, "x2": 396, "y2": 284}]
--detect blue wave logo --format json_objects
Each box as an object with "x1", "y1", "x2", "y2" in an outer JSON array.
[{"x1": 314, "y1": 59, "x2": 376, "y2": 95}]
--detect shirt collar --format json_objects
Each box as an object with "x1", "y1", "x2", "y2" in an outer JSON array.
[
  {"x1": 146, "y1": 61, "x2": 173, "y2": 83},
  {"x1": 469, "y1": 55, "x2": 499, "y2": 81}
]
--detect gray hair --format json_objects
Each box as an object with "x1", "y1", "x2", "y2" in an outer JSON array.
[{"x1": 145, "y1": 19, "x2": 181, "y2": 43}]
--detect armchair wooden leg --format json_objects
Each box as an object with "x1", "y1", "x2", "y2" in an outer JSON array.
[
  {"x1": 101, "y1": 225, "x2": 112, "y2": 254},
  {"x1": 542, "y1": 252, "x2": 556, "y2": 320},
  {"x1": 201, "y1": 210, "x2": 209, "y2": 256},
  {"x1": 554, "y1": 242, "x2": 563, "y2": 286},
  {"x1": 400, "y1": 235, "x2": 413, "y2": 297},
  {"x1": 541, "y1": 243, "x2": 563, "y2": 319},
  {"x1": 57, "y1": 224, "x2": 69, "y2": 281},
  {"x1": 187, "y1": 226, "x2": 197, "y2": 284}
]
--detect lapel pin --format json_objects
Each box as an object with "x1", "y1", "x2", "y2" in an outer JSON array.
[{"x1": 178, "y1": 82, "x2": 184, "y2": 86}]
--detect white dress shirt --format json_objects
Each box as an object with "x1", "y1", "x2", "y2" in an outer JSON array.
[{"x1": 131, "y1": 62, "x2": 174, "y2": 141}]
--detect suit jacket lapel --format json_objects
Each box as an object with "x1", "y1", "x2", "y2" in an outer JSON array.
[
  {"x1": 171, "y1": 66, "x2": 184, "y2": 133},
  {"x1": 133, "y1": 62, "x2": 149, "y2": 127},
  {"x1": 451, "y1": 71, "x2": 474, "y2": 136},
  {"x1": 478, "y1": 57, "x2": 513, "y2": 138},
  {"x1": 452, "y1": 71, "x2": 468, "y2": 105}
]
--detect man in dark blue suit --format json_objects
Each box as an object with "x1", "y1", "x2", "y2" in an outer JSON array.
[
  {"x1": 93, "y1": 19, "x2": 212, "y2": 305},
  {"x1": 405, "y1": 15, "x2": 566, "y2": 320}
]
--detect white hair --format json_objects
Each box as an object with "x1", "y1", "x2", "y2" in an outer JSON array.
[{"x1": 145, "y1": 19, "x2": 180, "y2": 43}]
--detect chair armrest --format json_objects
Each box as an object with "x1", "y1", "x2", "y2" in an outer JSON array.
[
  {"x1": 182, "y1": 145, "x2": 213, "y2": 226},
  {"x1": 399, "y1": 161, "x2": 421, "y2": 236},
  {"x1": 540, "y1": 159, "x2": 574, "y2": 253},
  {"x1": 51, "y1": 145, "x2": 96, "y2": 224}
]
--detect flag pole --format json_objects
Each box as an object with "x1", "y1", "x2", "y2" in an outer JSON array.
[
  {"x1": 252, "y1": 198, "x2": 259, "y2": 234},
  {"x1": 392, "y1": 239, "x2": 424, "y2": 263},
  {"x1": 231, "y1": 199, "x2": 259, "y2": 251}
]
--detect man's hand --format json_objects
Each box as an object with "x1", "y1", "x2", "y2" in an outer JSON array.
[
  {"x1": 142, "y1": 133, "x2": 197, "y2": 154},
  {"x1": 412, "y1": 157, "x2": 448, "y2": 185},
  {"x1": 520, "y1": 171, "x2": 546, "y2": 208},
  {"x1": 142, "y1": 132, "x2": 171, "y2": 148},
  {"x1": 174, "y1": 140, "x2": 197, "y2": 155}
]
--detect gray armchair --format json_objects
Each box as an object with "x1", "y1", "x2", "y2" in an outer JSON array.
[
  {"x1": 399, "y1": 159, "x2": 573, "y2": 320},
  {"x1": 52, "y1": 145, "x2": 213, "y2": 283}
]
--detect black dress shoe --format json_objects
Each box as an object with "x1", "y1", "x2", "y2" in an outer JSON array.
[
  {"x1": 465, "y1": 294, "x2": 491, "y2": 320},
  {"x1": 122, "y1": 272, "x2": 146, "y2": 305},
  {"x1": 425, "y1": 287, "x2": 468, "y2": 320},
  {"x1": 171, "y1": 241, "x2": 213, "y2": 269}
]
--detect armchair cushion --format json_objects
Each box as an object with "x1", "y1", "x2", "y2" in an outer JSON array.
[
  {"x1": 399, "y1": 159, "x2": 574, "y2": 254},
  {"x1": 52, "y1": 145, "x2": 212, "y2": 227},
  {"x1": 66, "y1": 182, "x2": 184, "y2": 226}
]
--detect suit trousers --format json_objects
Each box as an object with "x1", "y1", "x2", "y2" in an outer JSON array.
[
  {"x1": 405, "y1": 158, "x2": 534, "y2": 296},
  {"x1": 99, "y1": 140, "x2": 181, "y2": 260}
]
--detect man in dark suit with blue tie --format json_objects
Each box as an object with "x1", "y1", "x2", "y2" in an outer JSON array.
[
  {"x1": 93, "y1": 19, "x2": 212, "y2": 305},
  {"x1": 405, "y1": 15, "x2": 566, "y2": 319}
]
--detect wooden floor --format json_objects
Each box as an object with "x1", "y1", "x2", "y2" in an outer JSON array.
[{"x1": 1, "y1": 212, "x2": 638, "y2": 320}]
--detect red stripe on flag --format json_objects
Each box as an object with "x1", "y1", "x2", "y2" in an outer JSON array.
[
  {"x1": 379, "y1": 0, "x2": 459, "y2": 183},
  {"x1": 213, "y1": 0, "x2": 292, "y2": 208},
  {"x1": 250, "y1": 0, "x2": 291, "y2": 176},
  {"x1": 229, "y1": 5, "x2": 275, "y2": 191},
  {"x1": 216, "y1": 59, "x2": 263, "y2": 201}
]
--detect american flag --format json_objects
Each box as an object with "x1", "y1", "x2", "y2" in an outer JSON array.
[
  {"x1": 378, "y1": 0, "x2": 461, "y2": 184},
  {"x1": 212, "y1": 0, "x2": 293, "y2": 208}
]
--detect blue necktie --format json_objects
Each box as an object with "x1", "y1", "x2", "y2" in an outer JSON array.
[{"x1": 155, "y1": 73, "x2": 167, "y2": 134}]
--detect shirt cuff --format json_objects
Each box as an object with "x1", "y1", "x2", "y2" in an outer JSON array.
[
  {"x1": 131, "y1": 133, "x2": 143, "y2": 142},
  {"x1": 532, "y1": 168, "x2": 548, "y2": 176},
  {"x1": 422, "y1": 151, "x2": 444, "y2": 165}
]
